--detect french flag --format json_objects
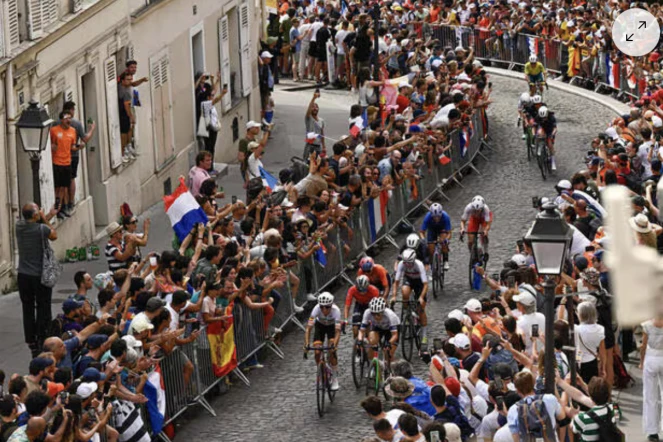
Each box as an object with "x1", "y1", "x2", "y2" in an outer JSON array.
[
  {"x1": 527, "y1": 37, "x2": 538, "y2": 57},
  {"x1": 459, "y1": 129, "x2": 468, "y2": 158},
  {"x1": 606, "y1": 55, "x2": 620, "y2": 88},
  {"x1": 349, "y1": 116, "x2": 364, "y2": 137},
  {"x1": 163, "y1": 178, "x2": 209, "y2": 242},
  {"x1": 143, "y1": 369, "x2": 166, "y2": 434},
  {"x1": 259, "y1": 166, "x2": 278, "y2": 192},
  {"x1": 340, "y1": 0, "x2": 347, "y2": 16},
  {"x1": 314, "y1": 240, "x2": 327, "y2": 267},
  {"x1": 367, "y1": 190, "x2": 388, "y2": 242}
]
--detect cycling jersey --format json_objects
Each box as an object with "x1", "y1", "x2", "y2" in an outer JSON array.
[
  {"x1": 523, "y1": 103, "x2": 540, "y2": 120},
  {"x1": 395, "y1": 260, "x2": 428, "y2": 283},
  {"x1": 524, "y1": 62, "x2": 545, "y2": 76},
  {"x1": 357, "y1": 265, "x2": 390, "y2": 290},
  {"x1": 421, "y1": 211, "x2": 452, "y2": 234},
  {"x1": 308, "y1": 304, "x2": 342, "y2": 327},
  {"x1": 535, "y1": 113, "x2": 557, "y2": 136},
  {"x1": 345, "y1": 285, "x2": 380, "y2": 307},
  {"x1": 460, "y1": 203, "x2": 492, "y2": 223},
  {"x1": 518, "y1": 94, "x2": 533, "y2": 111},
  {"x1": 360, "y1": 307, "x2": 400, "y2": 331}
]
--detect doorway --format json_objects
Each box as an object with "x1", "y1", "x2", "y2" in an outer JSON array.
[{"x1": 191, "y1": 30, "x2": 205, "y2": 78}]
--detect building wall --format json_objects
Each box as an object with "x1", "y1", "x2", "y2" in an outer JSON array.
[{"x1": 0, "y1": 74, "x2": 14, "y2": 292}]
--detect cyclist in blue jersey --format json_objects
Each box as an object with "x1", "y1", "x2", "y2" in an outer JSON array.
[{"x1": 419, "y1": 203, "x2": 452, "y2": 271}]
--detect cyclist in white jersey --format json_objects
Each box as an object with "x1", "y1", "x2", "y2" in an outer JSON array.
[
  {"x1": 358, "y1": 297, "x2": 400, "y2": 362},
  {"x1": 304, "y1": 292, "x2": 341, "y2": 390},
  {"x1": 390, "y1": 248, "x2": 430, "y2": 348}
]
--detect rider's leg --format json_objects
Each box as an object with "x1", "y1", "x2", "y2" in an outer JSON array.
[
  {"x1": 419, "y1": 299, "x2": 428, "y2": 345},
  {"x1": 367, "y1": 331, "x2": 379, "y2": 361},
  {"x1": 401, "y1": 285, "x2": 412, "y2": 303}
]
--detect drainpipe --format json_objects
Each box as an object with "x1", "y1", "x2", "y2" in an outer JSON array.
[{"x1": 5, "y1": 62, "x2": 20, "y2": 272}]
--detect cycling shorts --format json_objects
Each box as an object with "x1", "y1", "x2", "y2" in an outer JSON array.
[
  {"x1": 467, "y1": 212, "x2": 493, "y2": 234},
  {"x1": 313, "y1": 323, "x2": 336, "y2": 343},
  {"x1": 403, "y1": 277, "x2": 425, "y2": 301},
  {"x1": 528, "y1": 73, "x2": 544, "y2": 84},
  {"x1": 369, "y1": 327, "x2": 394, "y2": 344},
  {"x1": 426, "y1": 228, "x2": 449, "y2": 243},
  {"x1": 352, "y1": 303, "x2": 370, "y2": 326}
]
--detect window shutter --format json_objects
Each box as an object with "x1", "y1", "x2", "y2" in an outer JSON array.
[
  {"x1": 218, "y1": 16, "x2": 231, "y2": 112},
  {"x1": 27, "y1": 0, "x2": 43, "y2": 40},
  {"x1": 238, "y1": 3, "x2": 252, "y2": 97},
  {"x1": 151, "y1": 57, "x2": 162, "y2": 88},
  {"x1": 7, "y1": 0, "x2": 20, "y2": 49},
  {"x1": 65, "y1": 88, "x2": 74, "y2": 103},
  {"x1": 0, "y1": 6, "x2": 5, "y2": 59},
  {"x1": 43, "y1": 0, "x2": 58, "y2": 27},
  {"x1": 104, "y1": 57, "x2": 122, "y2": 168},
  {"x1": 126, "y1": 44, "x2": 135, "y2": 62}
]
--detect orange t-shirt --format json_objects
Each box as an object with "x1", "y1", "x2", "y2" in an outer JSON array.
[{"x1": 50, "y1": 125, "x2": 76, "y2": 166}]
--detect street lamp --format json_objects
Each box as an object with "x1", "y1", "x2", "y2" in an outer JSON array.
[
  {"x1": 16, "y1": 100, "x2": 53, "y2": 207},
  {"x1": 524, "y1": 202, "x2": 573, "y2": 393}
]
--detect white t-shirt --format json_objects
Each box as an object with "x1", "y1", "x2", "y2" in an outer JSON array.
[
  {"x1": 310, "y1": 21, "x2": 323, "y2": 42},
  {"x1": 477, "y1": 410, "x2": 502, "y2": 441},
  {"x1": 300, "y1": 23, "x2": 312, "y2": 42},
  {"x1": 385, "y1": 409, "x2": 405, "y2": 428},
  {"x1": 335, "y1": 30, "x2": 348, "y2": 54},
  {"x1": 517, "y1": 312, "x2": 546, "y2": 354},
  {"x1": 575, "y1": 323, "x2": 605, "y2": 363},
  {"x1": 493, "y1": 425, "x2": 515, "y2": 442},
  {"x1": 247, "y1": 152, "x2": 264, "y2": 181}
]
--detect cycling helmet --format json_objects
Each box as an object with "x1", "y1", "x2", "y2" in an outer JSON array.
[
  {"x1": 369, "y1": 297, "x2": 387, "y2": 314},
  {"x1": 359, "y1": 256, "x2": 375, "y2": 272},
  {"x1": 402, "y1": 248, "x2": 417, "y2": 263},
  {"x1": 538, "y1": 106, "x2": 549, "y2": 118},
  {"x1": 406, "y1": 233, "x2": 421, "y2": 249},
  {"x1": 471, "y1": 195, "x2": 485, "y2": 211},
  {"x1": 318, "y1": 292, "x2": 334, "y2": 306},
  {"x1": 529, "y1": 54, "x2": 537, "y2": 63},
  {"x1": 430, "y1": 202, "x2": 444, "y2": 217},
  {"x1": 356, "y1": 275, "x2": 370, "y2": 292},
  {"x1": 532, "y1": 95, "x2": 542, "y2": 104},
  {"x1": 520, "y1": 92, "x2": 532, "y2": 104}
]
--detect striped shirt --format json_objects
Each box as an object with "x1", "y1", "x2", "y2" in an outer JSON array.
[
  {"x1": 572, "y1": 404, "x2": 619, "y2": 441},
  {"x1": 105, "y1": 240, "x2": 129, "y2": 271}
]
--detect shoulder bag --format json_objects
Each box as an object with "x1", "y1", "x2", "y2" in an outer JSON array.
[
  {"x1": 197, "y1": 103, "x2": 209, "y2": 138},
  {"x1": 41, "y1": 227, "x2": 62, "y2": 288}
]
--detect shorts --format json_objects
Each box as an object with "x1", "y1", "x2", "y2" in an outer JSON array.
[
  {"x1": 316, "y1": 46, "x2": 328, "y2": 62},
  {"x1": 264, "y1": 110, "x2": 274, "y2": 124},
  {"x1": 356, "y1": 60, "x2": 371, "y2": 72},
  {"x1": 70, "y1": 155, "x2": 80, "y2": 179},
  {"x1": 53, "y1": 164, "x2": 72, "y2": 188},
  {"x1": 403, "y1": 276, "x2": 425, "y2": 299},
  {"x1": 313, "y1": 322, "x2": 336, "y2": 343},
  {"x1": 120, "y1": 114, "x2": 131, "y2": 134},
  {"x1": 426, "y1": 229, "x2": 448, "y2": 243},
  {"x1": 352, "y1": 303, "x2": 370, "y2": 325},
  {"x1": 528, "y1": 73, "x2": 544, "y2": 84},
  {"x1": 336, "y1": 54, "x2": 346, "y2": 69},
  {"x1": 309, "y1": 41, "x2": 318, "y2": 57},
  {"x1": 293, "y1": 51, "x2": 300, "y2": 63},
  {"x1": 369, "y1": 327, "x2": 392, "y2": 344},
  {"x1": 467, "y1": 212, "x2": 493, "y2": 234}
]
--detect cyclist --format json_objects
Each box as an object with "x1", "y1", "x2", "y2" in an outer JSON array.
[
  {"x1": 460, "y1": 195, "x2": 492, "y2": 264},
  {"x1": 344, "y1": 275, "x2": 380, "y2": 339},
  {"x1": 390, "y1": 248, "x2": 430, "y2": 348},
  {"x1": 397, "y1": 233, "x2": 429, "y2": 269},
  {"x1": 357, "y1": 256, "x2": 391, "y2": 298},
  {"x1": 518, "y1": 92, "x2": 533, "y2": 140},
  {"x1": 419, "y1": 203, "x2": 452, "y2": 271},
  {"x1": 535, "y1": 105, "x2": 558, "y2": 170},
  {"x1": 304, "y1": 292, "x2": 341, "y2": 390},
  {"x1": 357, "y1": 297, "x2": 400, "y2": 363},
  {"x1": 524, "y1": 54, "x2": 546, "y2": 91}
]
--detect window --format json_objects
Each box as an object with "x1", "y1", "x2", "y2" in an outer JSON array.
[
  {"x1": 104, "y1": 56, "x2": 123, "y2": 169},
  {"x1": 26, "y1": 0, "x2": 58, "y2": 40},
  {"x1": 218, "y1": 4, "x2": 251, "y2": 111},
  {"x1": 150, "y1": 51, "x2": 175, "y2": 168}
]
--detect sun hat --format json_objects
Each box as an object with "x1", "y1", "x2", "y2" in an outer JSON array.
[
  {"x1": 246, "y1": 121, "x2": 262, "y2": 130},
  {"x1": 107, "y1": 221, "x2": 123, "y2": 236},
  {"x1": 385, "y1": 377, "x2": 415, "y2": 398},
  {"x1": 629, "y1": 213, "x2": 652, "y2": 233}
]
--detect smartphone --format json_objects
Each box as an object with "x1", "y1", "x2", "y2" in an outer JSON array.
[
  {"x1": 223, "y1": 83, "x2": 228, "y2": 90},
  {"x1": 516, "y1": 239, "x2": 524, "y2": 253},
  {"x1": 433, "y1": 338, "x2": 443, "y2": 352},
  {"x1": 218, "y1": 186, "x2": 224, "y2": 192},
  {"x1": 232, "y1": 195, "x2": 237, "y2": 204},
  {"x1": 585, "y1": 245, "x2": 595, "y2": 252},
  {"x1": 494, "y1": 374, "x2": 504, "y2": 390},
  {"x1": 149, "y1": 256, "x2": 158, "y2": 268},
  {"x1": 531, "y1": 196, "x2": 539, "y2": 208},
  {"x1": 507, "y1": 276, "x2": 515, "y2": 288},
  {"x1": 430, "y1": 431, "x2": 441, "y2": 442},
  {"x1": 496, "y1": 396, "x2": 505, "y2": 410},
  {"x1": 532, "y1": 324, "x2": 539, "y2": 338}
]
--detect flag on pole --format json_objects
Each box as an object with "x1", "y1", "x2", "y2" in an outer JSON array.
[
  {"x1": 143, "y1": 370, "x2": 166, "y2": 434},
  {"x1": 366, "y1": 190, "x2": 388, "y2": 242},
  {"x1": 259, "y1": 166, "x2": 278, "y2": 191},
  {"x1": 163, "y1": 178, "x2": 209, "y2": 242},
  {"x1": 527, "y1": 36, "x2": 539, "y2": 56}
]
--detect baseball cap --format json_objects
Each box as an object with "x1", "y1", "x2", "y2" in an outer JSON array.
[
  {"x1": 605, "y1": 127, "x2": 619, "y2": 140},
  {"x1": 464, "y1": 298, "x2": 482, "y2": 313},
  {"x1": 512, "y1": 290, "x2": 536, "y2": 306},
  {"x1": 87, "y1": 334, "x2": 108, "y2": 350},
  {"x1": 76, "y1": 382, "x2": 98, "y2": 399},
  {"x1": 447, "y1": 309, "x2": 465, "y2": 321},
  {"x1": 511, "y1": 254, "x2": 527, "y2": 266},
  {"x1": 260, "y1": 51, "x2": 274, "y2": 59},
  {"x1": 574, "y1": 255, "x2": 589, "y2": 272},
  {"x1": 30, "y1": 357, "x2": 54, "y2": 373},
  {"x1": 450, "y1": 333, "x2": 471, "y2": 349},
  {"x1": 556, "y1": 179, "x2": 572, "y2": 190},
  {"x1": 246, "y1": 121, "x2": 262, "y2": 130},
  {"x1": 62, "y1": 299, "x2": 83, "y2": 314},
  {"x1": 131, "y1": 315, "x2": 154, "y2": 334},
  {"x1": 145, "y1": 297, "x2": 166, "y2": 313},
  {"x1": 398, "y1": 81, "x2": 411, "y2": 89},
  {"x1": 444, "y1": 424, "x2": 462, "y2": 442},
  {"x1": 121, "y1": 335, "x2": 143, "y2": 349},
  {"x1": 82, "y1": 367, "x2": 107, "y2": 382},
  {"x1": 444, "y1": 377, "x2": 461, "y2": 397},
  {"x1": 47, "y1": 382, "x2": 65, "y2": 398}
]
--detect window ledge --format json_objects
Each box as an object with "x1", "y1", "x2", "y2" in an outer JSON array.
[{"x1": 131, "y1": 0, "x2": 174, "y2": 22}]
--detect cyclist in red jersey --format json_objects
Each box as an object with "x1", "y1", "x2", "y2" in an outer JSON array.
[
  {"x1": 357, "y1": 256, "x2": 391, "y2": 297},
  {"x1": 460, "y1": 195, "x2": 492, "y2": 262},
  {"x1": 344, "y1": 275, "x2": 380, "y2": 339}
]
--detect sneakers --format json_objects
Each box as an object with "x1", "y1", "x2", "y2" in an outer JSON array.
[
  {"x1": 61, "y1": 207, "x2": 72, "y2": 217},
  {"x1": 443, "y1": 261, "x2": 450, "y2": 271},
  {"x1": 521, "y1": 133, "x2": 526, "y2": 140},
  {"x1": 122, "y1": 154, "x2": 130, "y2": 163},
  {"x1": 306, "y1": 293, "x2": 318, "y2": 302},
  {"x1": 648, "y1": 435, "x2": 660, "y2": 442},
  {"x1": 550, "y1": 156, "x2": 557, "y2": 171},
  {"x1": 330, "y1": 376, "x2": 340, "y2": 391},
  {"x1": 57, "y1": 211, "x2": 66, "y2": 220},
  {"x1": 294, "y1": 304, "x2": 304, "y2": 313}
]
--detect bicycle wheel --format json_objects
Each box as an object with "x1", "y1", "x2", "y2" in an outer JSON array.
[
  {"x1": 352, "y1": 345, "x2": 365, "y2": 389},
  {"x1": 372, "y1": 358, "x2": 382, "y2": 396},
  {"x1": 316, "y1": 362, "x2": 326, "y2": 417},
  {"x1": 327, "y1": 364, "x2": 336, "y2": 402},
  {"x1": 365, "y1": 356, "x2": 375, "y2": 396},
  {"x1": 536, "y1": 138, "x2": 548, "y2": 180},
  {"x1": 400, "y1": 311, "x2": 414, "y2": 362},
  {"x1": 526, "y1": 127, "x2": 534, "y2": 161},
  {"x1": 431, "y1": 252, "x2": 440, "y2": 299}
]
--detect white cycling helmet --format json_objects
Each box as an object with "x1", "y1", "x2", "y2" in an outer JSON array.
[
  {"x1": 538, "y1": 106, "x2": 549, "y2": 118},
  {"x1": 529, "y1": 54, "x2": 537, "y2": 63},
  {"x1": 369, "y1": 297, "x2": 387, "y2": 314},
  {"x1": 520, "y1": 92, "x2": 532, "y2": 104},
  {"x1": 356, "y1": 275, "x2": 370, "y2": 292},
  {"x1": 532, "y1": 95, "x2": 542, "y2": 104},
  {"x1": 406, "y1": 233, "x2": 421, "y2": 249},
  {"x1": 318, "y1": 292, "x2": 334, "y2": 306},
  {"x1": 402, "y1": 248, "x2": 417, "y2": 263},
  {"x1": 430, "y1": 202, "x2": 444, "y2": 217},
  {"x1": 471, "y1": 195, "x2": 485, "y2": 211}
]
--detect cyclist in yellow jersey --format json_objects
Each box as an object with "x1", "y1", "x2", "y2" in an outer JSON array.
[{"x1": 524, "y1": 54, "x2": 546, "y2": 85}]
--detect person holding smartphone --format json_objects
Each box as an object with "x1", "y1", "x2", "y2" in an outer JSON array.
[{"x1": 512, "y1": 290, "x2": 545, "y2": 355}]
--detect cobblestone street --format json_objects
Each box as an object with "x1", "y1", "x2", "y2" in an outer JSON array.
[{"x1": 171, "y1": 76, "x2": 617, "y2": 441}]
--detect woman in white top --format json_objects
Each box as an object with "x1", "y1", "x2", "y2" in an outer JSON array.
[
  {"x1": 641, "y1": 315, "x2": 663, "y2": 440},
  {"x1": 199, "y1": 78, "x2": 227, "y2": 165},
  {"x1": 246, "y1": 141, "x2": 266, "y2": 186},
  {"x1": 574, "y1": 301, "x2": 606, "y2": 384},
  {"x1": 357, "y1": 67, "x2": 384, "y2": 108}
]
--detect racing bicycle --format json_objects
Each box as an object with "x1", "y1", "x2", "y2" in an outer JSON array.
[
  {"x1": 535, "y1": 133, "x2": 552, "y2": 180},
  {"x1": 393, "y1": 299, "x2": 422, "y2": 362},
  {"x1": 429, "y1": 236, "x2": 449, "y2": 299},
  {"x1": 360, "y1": 339, "x2": 393, "y2": 397},
  {"x1": 460, "y1": 231, "x2": 487, "y2": 290},
  {"x1": 304, "y1": 345, "x2": 337, "y2": 417}
]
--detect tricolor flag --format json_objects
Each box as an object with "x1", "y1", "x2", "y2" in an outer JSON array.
[
  {"x1": 163, "y1": 178, "x2": 209, "y2": 242},
  {"x1": 314, "y1": 239, "x2": 328, "y2": 267},
  {"x1": 349, "y1": 117, "x2": 364, "y2": 137},
  {"x1": 606, "y1": 55, "x2": 620, "y2": 89},
  {"x1": 259, "y1": 166, "x2": 278, "y2": 192},
  {"x1": 366, "y1": 190, "x2": 388, "y2": 242},
  {"x1": 439, "y1": 153, "x2": 451, "y2": 165},
  {"x1": 340, "y1": 0, "x2": 347, "y2": 16},
  {"x1": 459, "y1": 129, "x2": 469, "y2": 158},
  {"x1": 144, "y1": 369, "x2": 166, "y2": 434},
  {"x1": 527, "y1": 36, "x2": 539, "y2": 57}
]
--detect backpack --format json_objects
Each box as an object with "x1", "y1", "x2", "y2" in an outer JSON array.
[
  {"x1": 516, "y1": 395, "x2": 556, "y2": 442},
  {"x1": 48, "y1": 316, "x2": 65, "y2": 339},
  {"x1": 612, "y1": 354, "x2": 635, "y2": 389},
  {"x1": 618, "y1": 170, "x2": 642, "y2": 194},
  {"x1": 586, "y1": 407, "x2": 624, "y2": 442},
  {"x1": 0, "y1": 420, "x2": 18, "y2": 442}
]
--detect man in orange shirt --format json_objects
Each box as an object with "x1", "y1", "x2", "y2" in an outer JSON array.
[{"x1": 50, "y1": 112, "x2": 77, "y2": 219}]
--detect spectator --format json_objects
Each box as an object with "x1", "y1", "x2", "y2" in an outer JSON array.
[
  {"x1": 360, "y1": 396, "x2": 405, "y2": 429},
  {"x1": 50, "y1": 112, "x2": 77, "y2": 219},
  {"x1": 118, "y1": 72, "x2": 135, "y2": 162},
  {"x1": 61, "y1": 101, "x2": 95, "y2": 213},
  {"x1": 304, "y1": 90, "x2": 325, "y2": 158},
  {"x1": 238, "y1": 121, "x2": 269, "y2": 182},
  {"x1": 104, "y1": 222, "x2": 136, "y2": 271},
  {"x1": 16, "y1": 203, "x2": 58, "y2": 357},
  {"x1": 122, "y1": 216, "x2": 150, "y2": 264},
  {"x1": 198, "y1": 78, "x2": 227, "y2": 169}
]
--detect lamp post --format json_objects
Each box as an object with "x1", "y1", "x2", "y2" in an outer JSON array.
[
  {"x1": 524, "y1": 202, "x2": 573, "y2": 394},
  {"x1": 16, "y1": 100, "x2": 53, "y2": 207}
]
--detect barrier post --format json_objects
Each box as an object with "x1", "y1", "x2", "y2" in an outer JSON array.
[{"x1": 189, "y1": 333, "x2": 217, "y2": 416}]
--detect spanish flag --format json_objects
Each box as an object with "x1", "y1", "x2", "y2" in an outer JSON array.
[{"x1": 207, "y1": 302, "x2": 237, "y2": 378}]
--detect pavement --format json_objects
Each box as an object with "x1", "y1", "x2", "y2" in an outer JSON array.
[{"x1": 0, "y1": 75, "x2": 648, "y2": 441}]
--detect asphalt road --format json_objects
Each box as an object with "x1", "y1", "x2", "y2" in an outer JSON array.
[{"x1": 169, "y1": 76, "x2": 617, "y2": 441}]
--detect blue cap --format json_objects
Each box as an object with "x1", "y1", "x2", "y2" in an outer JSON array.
[
  {"x1": 87, "y1": 334, "x2": 108, "y2": 350},
  {"x1": 29, "y1": 357, "x2": 54, "y2": 373},
  {"x1": 82, "y1": 367, "x2": 107, "y2": 382},
  {"x1": 593, "y1": 250, "x2": 604, "y2": 262},
  {"x1": 62, "y1": 298, "x2": 83, "y2": 314}
]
